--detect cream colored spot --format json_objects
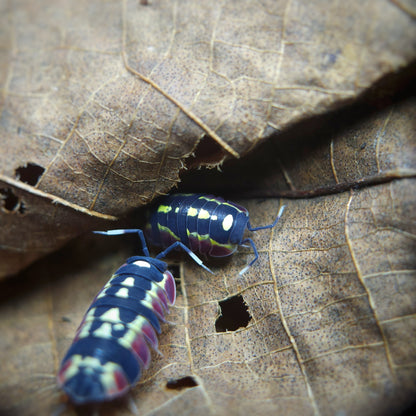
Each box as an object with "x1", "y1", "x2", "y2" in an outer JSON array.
[
  {"x1": 133, "y1": 260, "x2": 151, "y2": 268},
  {"x1": 211, "y1": 215, "x2": 218, "y2": 221},
  {"x1": 115, "y1": 287, "x2": 129, "y2": 298},
  {"x1": 187, "y1": 207, "x2": 198, "y2": 216},
  {"x1": 78, "y1": 321, "x2": 93, "y2": 338},
  {"x1": 122, "y1": 277, "x2": 135, "y2": 287},
  {"x1": 93, "y1": 322, "x2": 113, "y2": 338},
  {"x1": 222, "y1": 214, "x2": 234, "y2": 231},
  {"x1": 100, "y1": 308, "x2": 121, "y2": 322},
  {"x1": 198, "y1": 209, "x2": 210, "y2": 219}
]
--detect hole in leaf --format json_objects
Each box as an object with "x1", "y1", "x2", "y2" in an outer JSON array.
[
  {"x1": 0, "y1": 188, "x2": 25, "y2": 214},
  {"x1": 15, "y1": 162, "x2": 45, "y2": 186},
  {"x1": 166, "y1": 376, "x2": 198, "y2": 390},
  {"x1": 215, "y1": 295, "x2": 252, "y2": 332}
]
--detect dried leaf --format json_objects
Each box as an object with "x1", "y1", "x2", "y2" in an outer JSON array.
[
  {"x1": 181, "y1": 94, "x2": 416, "y2": 197},
  {"x1": 1, "y1": 0, "x2": 416, "y2": 277},
  {"x1": 0, "y1": 1, "x2": 415, "y2": 415},
  {"x1": 1, "y1": 179, "x2": 415, "y2": 415}
]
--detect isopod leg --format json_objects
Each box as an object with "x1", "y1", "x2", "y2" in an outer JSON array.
[
  {"x1": 247, "y1": 205, "x2": 285, "y2": 231},
  {"x1": 155, "y1": 241, "x2": 213, "y2": 274},
  {"x1": 93, "y1": 229, "x2": 150, "y2": 257},
  {"x1": 239, "y1": 238, "x2": 259, "y2": 276}
]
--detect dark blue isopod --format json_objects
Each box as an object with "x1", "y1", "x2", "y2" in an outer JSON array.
[
  {"x1": 57, "y1": 229, "x2": 208, "y2": 406},
  {"x1": 145, "y1": 193, "x2": 285, "y2": 274}
]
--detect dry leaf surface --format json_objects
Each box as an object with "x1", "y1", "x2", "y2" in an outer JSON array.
[
  {"x1": 1, "y1": 83, "x2": 415, "y2": 416},
  {"x1": 0, "y1": 1, "x2": 415, "y2": 415},
  {"x1": 1, "y1": 0, "x2": 416, "y2": 277},
  {"x1": 0, "y1": 179, "x2": 415, "y2": 416},
  {"x1": 181, "y1": 94, "x2": 416, "y2": 197}
]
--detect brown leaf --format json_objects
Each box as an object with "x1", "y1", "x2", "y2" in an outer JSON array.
[
  {"x1": 1, "y1": 0, "x2": 415, "y2": 277},
  {"x1": 1, "y1": 178, "x2": 415, "y2": 415},
  {"x1": 181, "y1": 93, "x2": 416, "y2": 197},
  {"x1": 0, "y1": 1, "x2": 415, "y2": 415},
  {"x1": 1, "y1": 91, "x2": 415, "y2": 416}
]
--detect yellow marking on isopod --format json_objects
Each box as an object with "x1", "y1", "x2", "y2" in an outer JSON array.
[
  {"x1": 60, "y1": 355, "x2": 85, "y2": 380},
  {"x1": 175, "y1": 207, "x2": 179, "y2": 213},
  {"x1": 187, "y1": 207, "x2": 198, "y2": 216},
  {"x1": 146, "y1": 284, "x2": 162, "y2": 304},
  {"x1": 99, "y1": 307, "x2": 121, "y2": 322},
  {"x1": 115, "y1": 287, "x2": 129, "y2": 298},
  {"x1": 211, "y1": 215, "x2": 218, "y2": 220},
  {"x1": 78, "y1": 320, "x2": 93, "y2": 339},
  {"x1": 222, "y1": 214, "x2": 234, "y2": 231},
  {"x1": 141, "y1": 297, "x2": 156, "y2": 313},
  {"x1": 84, "y1": 308, "x2": 150, "y2": 336},
  {"x1": 93, "y1": 322, "x2": 113, "y2": 339},
  {"x1": 186, "y1": 230, "x2": 209, "y2": 242},
  {"x1": 117, "y1": 328, "x2": 147, "y2": 354},
  {"x1": 133, "y1": 260, "x2": 151, "y2": 268},
  {"x1": 129, "y1": 315, "x2": 151, "y2": 334},
  {"x1": 122, "y1": 277, "x2": 135, "y2": 287},
  {"x1": 158, "y1": 224, "x2": 180, "y2": 241},
  {"x1": 157, "y1": 205, "x2": 172, "y2": 214},
  {"x1": 198, "y1": 196, "x2": 248, "y2": 214},
  {"x1": 113, "y1": 323, "x2": 125, "y2": 331},
  {"x1": 145, "y1": 292, "x2": 157, "y2": 304},
  {"x1": 97, "y1": 289, "x2": 107, "y2": 299},
  {"x1": 187, "y1": 231, "x2": 236, "y2": 252},
  {"x1": 60, "y1": 355, "x2": 124, "y2": 394},
  {"x1": 198, "y1": 209, "x2": 210, "y2": 220}
]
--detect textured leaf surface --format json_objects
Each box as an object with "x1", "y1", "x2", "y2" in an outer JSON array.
[
  {"x1": 1, "y1": 0, "x2": 415, "y2": 277},
  {"x1": 0, "y1": 92, "x2": 415, "y2": 415},
  {"x1": 0, "y1": 179, "x2": 415, "y2": 416},
  {"x1": 182, "y1": 95, "x2": 416, "y2": 198},
  {"x1": 0, "y1": 1, "x2": 415, "y2": 415}
]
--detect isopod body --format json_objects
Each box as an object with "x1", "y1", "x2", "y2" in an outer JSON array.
[
  {"x1": 145, "y1": 193, "x2": 285, "y2": 274},
  {"x1": 57, "y1": 229, "x2": 208, "y2": 405},
  {"x1": 57, "y1": 256, "x2": 175, "y2": 404}
]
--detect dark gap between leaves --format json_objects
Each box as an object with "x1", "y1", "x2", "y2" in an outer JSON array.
[
  {"x1": 166, "y1": 376, "x2": 198, "y2": 390},
  {"x1": 187, "y1": 134, "x2": 228, "y2": 169},
  {"x1": 15, "y1": 162, "x2": 45, "y2": 186},
  {"x1": 215, "y1": 294, "x2": 252, "y2": 332},
  {"x1": 0, "y1": 188, "x2": 26, "y2": 214}
]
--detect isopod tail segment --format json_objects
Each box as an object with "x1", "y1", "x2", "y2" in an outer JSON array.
[
  {"x1": 57, "y1": 229, "x2": 210, "y2": 407},
  {"x1": 144, "y1": 193, "x2": 285, "y2": 276}
]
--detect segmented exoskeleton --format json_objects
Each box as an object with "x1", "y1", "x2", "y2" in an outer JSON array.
[
  {"x1": 145, "y1": 193, "x2": 285, "y2": 275},
  {"x1": 57, "y1": 229, "x2": 209, "y2": 405}
]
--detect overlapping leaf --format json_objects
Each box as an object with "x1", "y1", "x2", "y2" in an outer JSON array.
[
  {"x1": 1, "y1": 0, "x2": 415, "y2": 277},
  {"x1": 1, "y1": 180, "x2": 415, "y2": 415},
  {"x1": 0, "y1": 1, "x2": 415, "y2": 415}
]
